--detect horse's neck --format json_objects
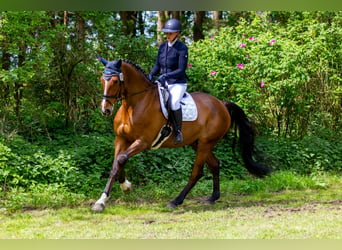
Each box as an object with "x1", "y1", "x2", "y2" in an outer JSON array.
[{"x1": 121, "y1": 64, "x2": 154, "y2": 107}]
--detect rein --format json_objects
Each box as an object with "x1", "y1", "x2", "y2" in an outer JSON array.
[
  {"x1": 100, "y1": 59, "x2": 156, "y2": 107},
  {"x1": 102, "y1": 80, "x2": 155, "y2": 106}
]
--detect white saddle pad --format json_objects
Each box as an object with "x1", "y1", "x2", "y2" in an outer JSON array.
[{"x1": 157, "y1": 83, "x2": 198, "y2": 121}]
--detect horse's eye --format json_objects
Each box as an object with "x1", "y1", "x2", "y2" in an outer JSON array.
[{"x1": 113, "y1": 80, "x2": 119, "y2": 84}]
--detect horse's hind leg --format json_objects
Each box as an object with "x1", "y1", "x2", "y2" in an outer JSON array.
[
  {"x1": 168, "y1": 158, "x2": 205, "y2": 208},
  {"x1": 205, "y1": 152, "x2": 220, "y2": 204},
  {"x1": 168, "y1": 144, "x2": 211, "y2": 208}
]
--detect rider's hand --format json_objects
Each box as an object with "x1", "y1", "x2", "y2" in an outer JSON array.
[{"x1": 157, "y1": 74, "x2": 167, "y2": 87}]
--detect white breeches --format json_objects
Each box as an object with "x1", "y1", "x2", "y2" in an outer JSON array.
[{"x1": 168, "y1": 83, "x2": 187, "y2": 110}]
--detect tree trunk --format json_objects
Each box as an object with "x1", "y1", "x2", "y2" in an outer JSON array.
[
  {"x1": 0, "y1": 38, "x2": 11, "y2": 134},
  {"x1": 157, "y1": 11, "x2": 167, "y2": 46},
  {"x1": 119, "y1": 11, "x2": 137, "y2": 36},
  {"x1": 193, "y1": 11, "x2": 206, "y2": 42},
  {"x1": 14, "y1": 44, "x2": 26, "y2": 126},
  {"x1": 172, "y1": 11, "x2": 181, "y2": 20},
  {"x1": 213, "y1": 11, "x2": 222, "y2": 30},
  {"x1": 0, "y1": 42, "x2": 10, "y2": 100},
  {"x1": 137, "y1": 11, "x2": 144, "y2": 35},
  {"x1": 76, "y1": 12, "x2": 86, "y2": 59}
]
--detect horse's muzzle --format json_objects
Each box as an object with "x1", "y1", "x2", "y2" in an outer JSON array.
[
  {"x1": 101, "y1": 108, "x2": 112, "y2": 116},
  {"x1": 101, "y1": 98, "x2": 114, "y2": 116}
]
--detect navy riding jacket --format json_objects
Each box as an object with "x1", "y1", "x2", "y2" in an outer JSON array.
[{"x1": 150, "y1": 40, "x2": 188, "y2": 84}]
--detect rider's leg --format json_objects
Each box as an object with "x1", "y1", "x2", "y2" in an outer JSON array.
[{"x1": 168, "y1": 84, "x2": 187, "y2": 144}]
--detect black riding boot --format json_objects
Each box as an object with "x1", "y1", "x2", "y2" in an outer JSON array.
[{"x1": 171, "y1": 108, "x2": 183, "y2": 145}]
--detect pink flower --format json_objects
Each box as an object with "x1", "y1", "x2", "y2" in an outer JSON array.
[
  {"x1": 270, "y1": 39, "x2": 276, "y2": 45},
  {"x1": 239, "y1": 43, "x2": 246, "y2": 48},
  {"x1": 210, "y1": 71, "x2": 217, "y2": 75},
  {"x1": 243, "y1": 34, "x2": 247, "y2": 36},
  {"x1": 187, "y1": 64, "x2": 193, "y2": 67},
  {"x1": 237, "y1": 64, "x2": 244, "y2": 69},
  {"x1": 210, "y1": 36, "x2": 215, "y2": 40},
  {"x1": 249, "y1": 37, "x2": 255, "y2": 41},
  {"x1": 260, "y1": 81, "x2": 265, "y2": 87}
]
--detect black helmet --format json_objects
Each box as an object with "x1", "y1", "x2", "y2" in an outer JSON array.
[{"x1": 162, "y1": 18, "x2": 182, "y2": 33}]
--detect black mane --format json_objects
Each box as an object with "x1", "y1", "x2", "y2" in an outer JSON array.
[{"x1": 123, "y1": 59, "x2": 153, "y2": 83}]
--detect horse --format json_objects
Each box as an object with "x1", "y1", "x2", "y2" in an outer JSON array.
[{"x1": 92, "y1": 57, "x2": 271, "y2": 212}]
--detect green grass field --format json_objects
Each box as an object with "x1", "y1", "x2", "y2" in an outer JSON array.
[{"x1": 1, "y1": 172, "x2": 341, "y2": 239}]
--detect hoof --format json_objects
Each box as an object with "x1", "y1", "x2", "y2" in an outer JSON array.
[
  {"x1": 120, "y1": 180, "x2": 132, "y2": 194},
  {"x1": 92, "y1": 202, "x2": 105, "y2": 212},
  {"x1": 167, "y1": 201, "x2": 179, "y2": 209},
  {"x1": 204, "y1": 199, "x2": 216, "y2": 205}
]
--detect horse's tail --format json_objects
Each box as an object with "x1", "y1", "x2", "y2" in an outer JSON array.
[{"x1": 224, "y1": 101, "x2": 271, "y2": 177}]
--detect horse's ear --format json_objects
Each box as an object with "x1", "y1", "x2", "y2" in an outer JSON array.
[
  {"x1": 116, "y1": 59, "x2": 122, "y2": 69},
  {"x1": 97, "y1": 56, "x2": 108, "y2": 66}
]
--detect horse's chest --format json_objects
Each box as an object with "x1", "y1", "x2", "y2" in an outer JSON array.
[{"x1": 115, "y1": 123, "x2": 131, "y2": 136}]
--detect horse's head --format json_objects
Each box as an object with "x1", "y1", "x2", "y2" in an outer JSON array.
[{"x1": 98, "y1": 57, "x2": 124, "y2": 116}]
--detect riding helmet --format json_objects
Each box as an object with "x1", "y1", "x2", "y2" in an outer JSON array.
[{"x1": 162, "y1": 18, "x2": 182, "y2": 33}]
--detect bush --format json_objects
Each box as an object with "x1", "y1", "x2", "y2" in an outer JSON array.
[
  {"x1": 1, "y1": 131, "x2": 341, "y2": 213},
  {"x1": 0, "y1": 133, "x2": 113, "y2": 195},
  {"x1": 227, "y1": 171, "x2": 335, "y2": 195},
  {"x1": 187, "y1": 11, "x2": 341, "y2": 138},
  {"x1": 255, "y1": 136, "x2": 342, "y2": 174},
  {"x1": 0, "y1": 183, "x2": 86, "y2": 212},
  {"x1": 1, "y1": 132, "x2": 340, "y2": 196}
]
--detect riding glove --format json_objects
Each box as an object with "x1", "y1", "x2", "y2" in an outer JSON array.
[{"x1": 157, "y1": 74, "x2": 167, "y2": 87}]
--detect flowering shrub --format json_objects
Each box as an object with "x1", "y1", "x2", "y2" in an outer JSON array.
[{"x1": 187, "y1": 12, "x2": 341, "y2": 137}]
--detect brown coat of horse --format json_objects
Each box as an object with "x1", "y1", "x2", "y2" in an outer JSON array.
[{"x1": 92, "y1": 59, "x2": 270, "y2": 212}]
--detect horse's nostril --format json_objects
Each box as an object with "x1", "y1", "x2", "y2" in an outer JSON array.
[{"x1": 102, "y1": 109, "x2": 111, "y2": 116}]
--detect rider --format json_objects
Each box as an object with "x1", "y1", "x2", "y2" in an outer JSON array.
[{"x1": 148, "y1": 18, "x2": 188, "y2": 145}]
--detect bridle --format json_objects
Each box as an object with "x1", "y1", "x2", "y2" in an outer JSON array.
[
  {"x1": 101, "y1": 68, "x2": 125, "y2": 107},
  {"x1": 101, "y1": 70, "x2": 155, "y2": 107}
]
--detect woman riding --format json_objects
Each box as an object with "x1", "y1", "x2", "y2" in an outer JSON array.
[{"x1": 148, "y1": 18, "x2": 188, "y2": 145}]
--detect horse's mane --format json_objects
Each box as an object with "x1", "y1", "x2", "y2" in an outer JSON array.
[{"x1": 122, "y1": 59, "x2": 153, "y2": 83}]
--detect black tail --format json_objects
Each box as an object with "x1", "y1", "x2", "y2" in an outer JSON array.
[{"x1": 225, "y1": 101, "x2": 271, "y2": 177}]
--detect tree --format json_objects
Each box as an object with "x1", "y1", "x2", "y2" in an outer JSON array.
[
  {"x1": 213, "y1": 11, "x2": 222, "y2": 30},
  {"x1": 157, "y1": 11, "x2": 167, "y2": 45},
  {"x1": 119, "y1": 11, "x2": 138, "y2": 36},
  {"x1": 1, "y1": 11, "x2": 340, "y2": 139},
  {"x1": 0, "y1": 11, "x2": 53, "y2": 133},
  {"x1": 193, "y1": 11, "x2": 206, "y2": 42}
]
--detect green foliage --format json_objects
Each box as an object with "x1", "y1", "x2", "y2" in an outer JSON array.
[
  {"x1": 0, "y1": 11, "x2": 157, "y2": 138},
  {"x1": 255, "y1": 136, "x2": 342, "y2": 175},
  {"x1": 0, "y1": 183, "x2": 86, "y2": 213},
  {"x1": 227, "y1": 171, "x2": 335, "y2": 195},
  {"x1": 1, "y1": 11, "x2": 340, "y2": 139},
  {"x1": 187, "y1": 11, "x2": 341, "y2": 137},
  {"x1": 0, "y1": 133, "x2": 114, "y2": 195},
  {"x1": 1, "y1": 133, "x2": 340, "y2": 196}
]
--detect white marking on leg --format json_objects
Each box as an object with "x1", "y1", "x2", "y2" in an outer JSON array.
[
  {"x1": 120, "y1": 179, "x2": 132, "y2": 193},
  {"x1": 95, "y1": 192, "x2": 108, "y2": 206}
]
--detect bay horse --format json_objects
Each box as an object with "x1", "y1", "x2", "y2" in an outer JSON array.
[{"x1": 92, "y1": 58, "x2": 270, "y2": 212}]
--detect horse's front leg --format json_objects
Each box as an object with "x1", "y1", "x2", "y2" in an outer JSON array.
[
  {"x1": 116, "y1": 161, "x2": 132, "y2": 194},
  {"x1": 92, "y1": 138, "x2": 148, "y2": 212},
  {"x1": 91, "y1": 154, "x2": 122, "y2": 212}
]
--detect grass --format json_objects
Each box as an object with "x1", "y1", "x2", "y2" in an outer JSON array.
[{"x1": 0, "y1": 172, "x2": 341, "y2": 239}]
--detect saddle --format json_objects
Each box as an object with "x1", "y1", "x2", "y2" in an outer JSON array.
[
  {"x1": 157, "y1": 82, "x2": 198, "y2": 121},
  {"x1": 151, "y1": 82, "x2": 198, "y2": 149}
]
